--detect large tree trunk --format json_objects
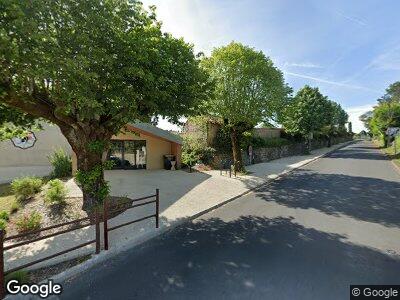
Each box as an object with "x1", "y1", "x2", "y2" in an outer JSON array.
[
  {"x1": 230, "y1": 126, "x2": 245, "y2": 173},
  {"x1": 59, "y1": 125, "x2": 112, "y2": 213},
  {"x1": 76, "y1": 149, "x2": 106, "y2": 212}
]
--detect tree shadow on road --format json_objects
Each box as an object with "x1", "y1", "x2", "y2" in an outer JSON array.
[
  {"x1": 325, "y1": 148, "x2": 389, "y2": 160},
  {"x1": 62, "y1": 216, "x2": 400, "y2": 300},
  {"x1": 254, "y1": 170, "x2": 400, "y2": 227}
]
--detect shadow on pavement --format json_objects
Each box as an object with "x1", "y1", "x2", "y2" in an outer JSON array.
[
  {"x1": 61, "y1": 216, "x2": 400, "y2": 300},
  {"x1": 325, "y1": 148, "x2": 389, "y2": 160},
  {"x1": 255, "y1": 170, "x2": 400, "y2": 227}
]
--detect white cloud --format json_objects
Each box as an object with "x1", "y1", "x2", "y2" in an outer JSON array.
[
  {"x1": 369, "y1": 45, "x2": 400, "y2": 71},
  {"x1": 284, "y1": 62, "x2": 323, "y2": 69},
  {"x1": 345, "y1": 104, "x2": 375, "y2": 133},
  {"x1": 336, "y1": 11, "x2": 367, "y2": 27},
  {"x1": 285, "y1": 72, "x2": 381, "y2": 93},
  {"x1": 141, "y1": 0, "x2": 230, "y2": 54}
]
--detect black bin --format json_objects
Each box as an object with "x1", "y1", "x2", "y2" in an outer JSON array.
[{"x1": 163, "y1": 154, "x2": 176, "y2": 170}]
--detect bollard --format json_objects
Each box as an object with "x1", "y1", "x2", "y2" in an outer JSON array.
[
  {"x1": 95, "y1": 210, "x2": 100, "y2": 254},
  {"x1": 103, "y1": 199, "x2": 109, "y2": 250},
  {"x1": 156, "y1": 189, "x2": 160, "y2": 228}
]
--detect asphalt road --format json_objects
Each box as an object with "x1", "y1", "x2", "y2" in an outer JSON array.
[{"x1": 60, "y1": 141, "x2": 400, "y2": 300}]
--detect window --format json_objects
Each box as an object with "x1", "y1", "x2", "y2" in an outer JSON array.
[{"x1": 107, "y1": 140, "x2": 147, "y2": 170}]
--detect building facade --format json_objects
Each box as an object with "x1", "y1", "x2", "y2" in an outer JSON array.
[{"x1": 0, "y1": 122, "x2": 182, "y2": 183}]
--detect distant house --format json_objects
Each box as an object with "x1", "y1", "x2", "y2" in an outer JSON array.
[{"x1": 0, "y1": 122, "x2": 182, "y2": 183}]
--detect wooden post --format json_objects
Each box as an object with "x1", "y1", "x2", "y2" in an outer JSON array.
[
  {"x1": 95, "y1": 210, "x2": 100, "y2": 254},
  {"x1": 156, "y1": 189, "x2": 160, "y2": 228},
  {"x1": 0, "y1": 230, "x2": 5, "y2": 299},
  {"x1": 103, "y1": 199, "x2": 109, "y2": 250}
]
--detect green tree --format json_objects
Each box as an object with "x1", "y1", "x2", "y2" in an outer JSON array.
[
  {"x1": 323, "y1": 101, "x2": 348, "y2": 144},
  {"x1": 282, "y1": 86, "x2": 329, "y2": 151},
  {"x1": 201, "y1": 42, "x2": 287, "y2": 172},
  {"x1": 368, "y1": 81, "x2": 400, "y2": 146},
  {"x1": 369, "y1": 101, "x2": 400, "y2": 146},
  {"x1": 0, "y1": 104, "x2": 40, "y2": 140},
  {"x1": 359, "y1": 111, "x2": 373, "y2": 132},
  {"x1": 0, "y1": 0, "x2": 208, "y2": 211},
  {"x1": 378, "y1": 81, "x2": 400, "y2": 104}
]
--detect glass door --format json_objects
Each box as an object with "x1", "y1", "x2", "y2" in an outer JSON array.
[{"x1": 107, "y1": 140, "x2": 146, "y2": 170}]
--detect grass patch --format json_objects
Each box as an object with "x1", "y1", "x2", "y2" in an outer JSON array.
[
  {"x1": 15, "y1": 211, "x2": 42, "y2": 233},
  {"x1": 5, "y1": 270, "x2": 30, "y2": 285},
  {"x1": 377, "y1": 138, "x2": 400, "y2": 168},
  {"x1": 0, "y1": 183, "x2": 16, "y2": 213}
]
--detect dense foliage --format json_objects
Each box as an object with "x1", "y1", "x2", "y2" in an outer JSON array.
[
  {"x1": 0, "y1": 0, "x2": 208, "y2": 210},
  {"x1": 361, "y1": 81, "x2": 400, "y2": 146},
  {"x1": 282, "y1": 86, "x2": 348, "y2": 151},
  {"x1": 181, "y1": 130, "x2": 216, "y2": 167},
  {"x1": 201, "y1": 42, "x2": 288, "y2": 171},
  {"x1": 1, "y1": 1, "x2": 355, "y2": 200}
]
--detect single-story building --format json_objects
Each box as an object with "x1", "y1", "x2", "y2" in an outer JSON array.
[
  {"x1": 0, "y1": 122, "x2": 182, "y2": 183},
  {"x1": 72, "y1": 122, "x2": 182, "y2": 173}
]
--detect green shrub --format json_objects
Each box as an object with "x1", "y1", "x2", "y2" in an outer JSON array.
[
  {"x1": 11, "y1": 177, "x2": 43, "y2": 201},
  {"x1": 182, "y1": 132, "x2": 216, "y2": 166},
  {"x1": 15, "y1": 211, "x2": 42, "y2": 232},
  {"x1": 198, "y1": 147, "x2": 216, "y2": 164},
  {"x1": 5, "y1": 270, "x2": 29, "y2": 284},
  {"x1": 0, "y1": 210, "x2": 9, "y2": 221},
  {"x1": 182, "y1": 151, "x2": 200, "y2": 169},
  {"x1": 48, "y1": 148, "x2": 72, "y2": 178},
  {"x1": 45, "y1": 179, "x2": 67, "y2": 205},
  {"x1": 10, "y1": 201, "x2": 21, "y2": 214},
  {"x1": 0, "y1": 219, "x2": 6, "y2": 231}
]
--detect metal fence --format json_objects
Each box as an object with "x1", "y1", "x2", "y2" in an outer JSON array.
[
  {"x1": 0, "y1": 189, "x2": 160, "y2": 298},
  {"x1": 103, "y1": 189, "x2": 159, "y2": 250}
]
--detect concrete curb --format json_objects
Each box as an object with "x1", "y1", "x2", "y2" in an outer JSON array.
[
  {"x1": 46, "y1": 141, "x2": 353, "y2": 287},
  {"x1": 189, "y1": 140, "x2": 354, "y2": 220}
]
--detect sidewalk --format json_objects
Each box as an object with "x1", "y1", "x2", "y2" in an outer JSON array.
[{"x1": 4, "y1": 142, "x2": 349, "y2": 273}]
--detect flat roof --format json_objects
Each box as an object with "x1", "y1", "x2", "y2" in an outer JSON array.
[{"x1": 127, "y1": 122, "x2": 183, "y2": 145}]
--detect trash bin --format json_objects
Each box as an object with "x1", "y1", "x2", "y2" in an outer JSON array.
[{"x1": 163, "y1": 154, "x2": 176, "y2": 170}]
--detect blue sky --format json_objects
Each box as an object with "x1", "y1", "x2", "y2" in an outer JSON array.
[{"x1": 142, "y1": 0, "x2": 400, "y2": 132}]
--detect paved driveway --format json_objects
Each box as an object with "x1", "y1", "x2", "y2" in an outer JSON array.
[{"x1": 60, "y1": 141, "x2": 400, "y2": 299}]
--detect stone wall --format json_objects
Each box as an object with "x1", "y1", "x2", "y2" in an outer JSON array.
[
  {"x1": 246, "y1": 136, "x2": 351, "y2": 165},
  {"x1": 213, "y1": 136, "x2": 351, "y2": 168}
]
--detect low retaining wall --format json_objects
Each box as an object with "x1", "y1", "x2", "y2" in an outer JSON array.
[
  {"x1": 213, "y1": 137, "x2": 352, "y2": 168},
  {"x1": 248, "y1": 136, "x2": 351, "y2": 165}
]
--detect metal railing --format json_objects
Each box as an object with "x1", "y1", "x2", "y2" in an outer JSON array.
[
  {"x1": 103, "y1": 189, "x2": 159, "y2": 250},
  {"x1": 0, "y1": 211, "x2": 101, "y2": 298},
  {"x1": 220, "y1": 159, "x2": 237, "y2": 178},
  {"x1": 0, "y1": 188, "x2": 160, "y2": 298}
]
